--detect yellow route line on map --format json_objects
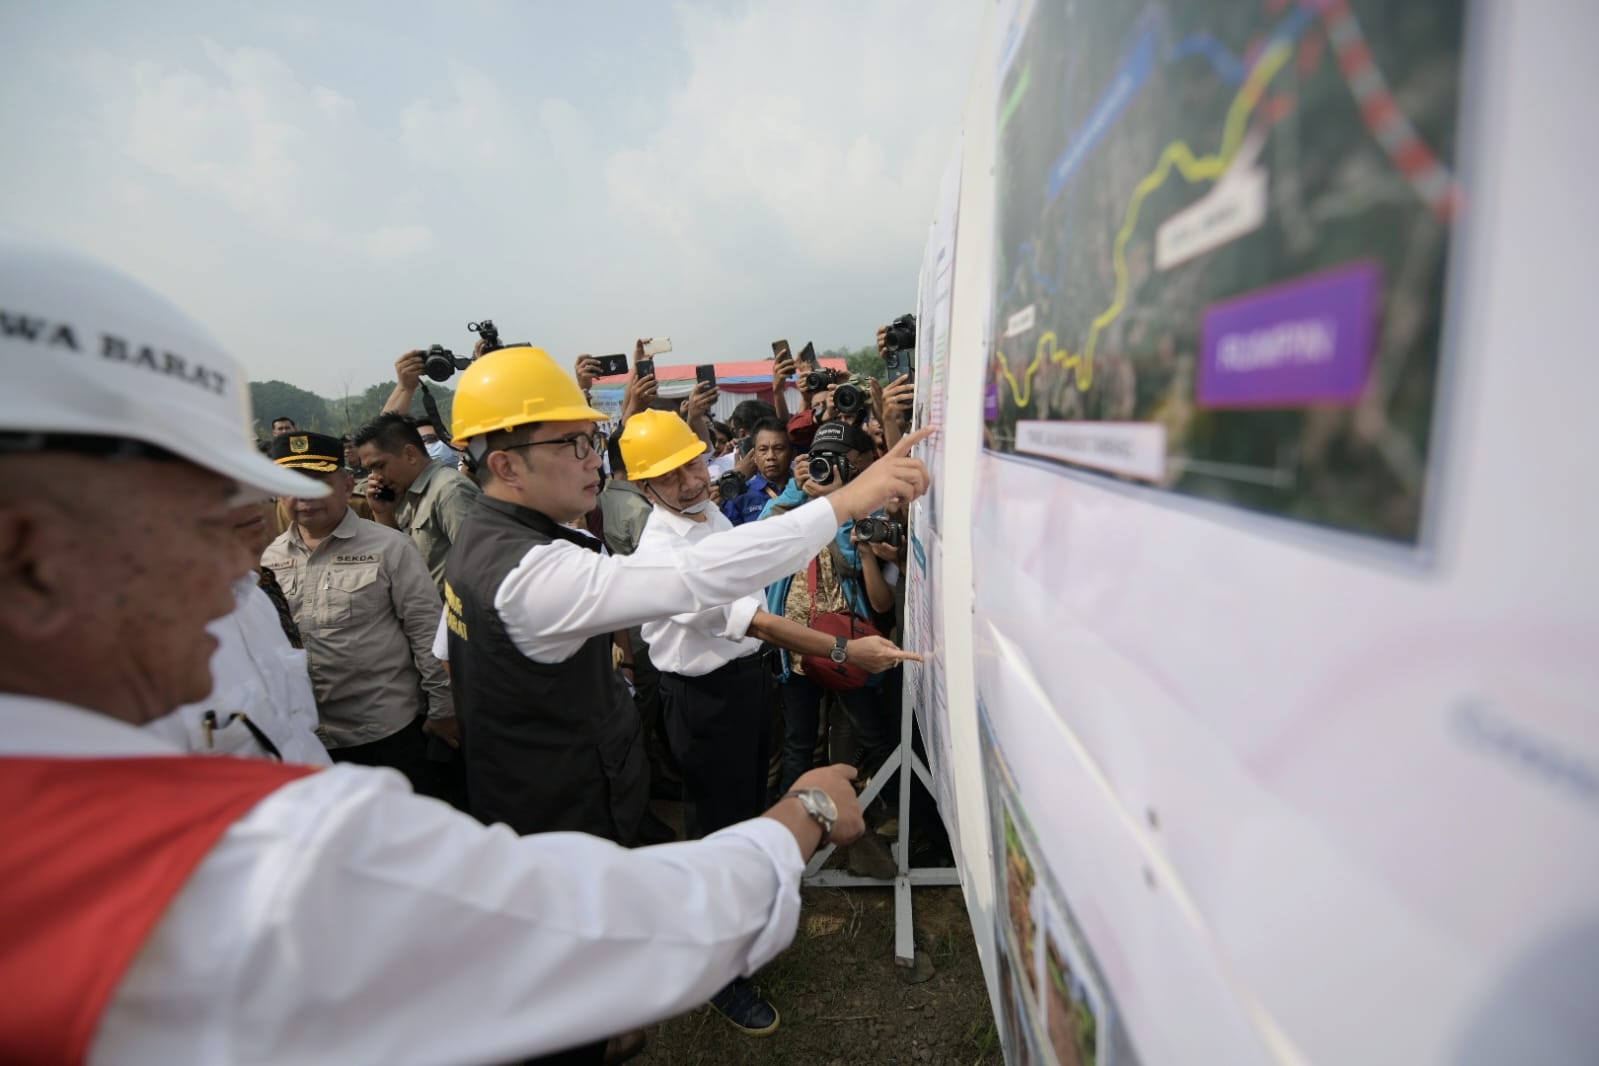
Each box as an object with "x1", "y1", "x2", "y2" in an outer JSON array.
[{"x1": 998, "y1": 40, "x2": 1292, "y2": 408}]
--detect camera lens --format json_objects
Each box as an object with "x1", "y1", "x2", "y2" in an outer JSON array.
[
  {"x1": 424, "y1": 344, "x2": 458, "y2": 382},
  {"x1": 717, "y1": 472, "x2": 747, "y2": 499},
  {"x1": 808, "y1": 454, "x2": 837, "y2": 485},
  {"x1": 833, "y1": 383, "x2": 866, "y2": 418}
]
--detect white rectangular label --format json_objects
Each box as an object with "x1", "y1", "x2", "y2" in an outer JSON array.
[
  {"x1": 1155, "y1": 166, "x2": 1267, "y2": 271},
  {"x1": 1015, "y1": 420, "x2": 1167, "y2": 481},
  {"x1": 1004, "y1": 304, "x2": 1037, "y2": 338}
]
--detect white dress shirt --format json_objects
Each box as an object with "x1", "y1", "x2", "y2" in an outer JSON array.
[
  {"x1": 3, "y1": 695, "x2": 806, "y2": 1065},
  {"x1": 494, "y1": 496, "x2": 838, "y2": 664},
  {"x1": 632, "y1": 504, "x2": 765, "y2": 677},
  {"x1": 144, "y1": 576, "x2": 331, "y2": 766}
]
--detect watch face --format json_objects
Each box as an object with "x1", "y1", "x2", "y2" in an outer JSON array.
[{"x1": 809, "y1": 787, "x2": 838, "y2": 821}]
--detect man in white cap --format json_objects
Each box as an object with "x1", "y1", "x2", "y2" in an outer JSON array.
[{"x1": 0, "y1": 235, "x2": 907, "y2": 1064}]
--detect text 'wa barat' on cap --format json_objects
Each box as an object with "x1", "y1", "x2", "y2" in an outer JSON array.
[
  {"x1": 0, "y1": 231, "x2": 329, "y2": 500},
  {"x1": 269, "y1": 431, "x2": 344, "y2": 472},
  {"x1": 809, "y1": 420, "x2": 875, "y2": 454}
]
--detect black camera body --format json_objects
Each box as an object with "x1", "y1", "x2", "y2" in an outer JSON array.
[
  {"x1": 882, "y1": 313, "x2": 916, "y2": 379},
  {"x1": 423, "y1": 344, "x2": 469, "y2": 382},
  {"x1": 807, "y1": 452, "x2": 856, "y2": 487},
  {"x1": 716, "y1": 470, "x2": 748, "y2": 502},
  {"x1": 854, "y1": 516, "x2": 904, "y2": 548},
  {"x1": 832, "y1": 382, "x2": 868, "y2": 420},
  {"x1": 801, "y1": 369, "x2": 830, "y2": 392},
  {"x1": 423, "y1": 318, "x2": 526, "y2": 382},
  {"x1": 469, "y1": 319, "x2": 502, "y2": 352}
]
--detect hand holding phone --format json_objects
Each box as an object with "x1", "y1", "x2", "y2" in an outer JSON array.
[
  {"x1": 595, "y1": 353, "x2": 629, "y2": 377},
  {"x1": 635, "y1": 357, "x2": 655, "y2": 380},
  {"x1": 641, "y1": 337, "x2": 673, "y2": 357},
  {"x1": 771, "y1": 339, "x2": 791, "y2": 360},
  {"x1": 695, "y1": 364, "x2": 718, "y2": 389}
]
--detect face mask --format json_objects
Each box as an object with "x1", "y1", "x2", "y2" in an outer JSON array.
[
  {"x1": 427, "y1": 440, "x2": 459, "y2": 468},
  {"x1": 680, "y1": 498, "x2": 715, "y2": 515}
]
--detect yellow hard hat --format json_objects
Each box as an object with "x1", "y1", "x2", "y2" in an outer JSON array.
[
  {"x1": 450, "y1": 346, "x2": 607, "y2": 442},
  {"x1": 619, "y1": 410, "x2": 707, "y2": 481}
]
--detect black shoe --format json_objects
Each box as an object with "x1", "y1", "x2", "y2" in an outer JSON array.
[{"x1": 709, "y1": 977, "x2": 780, "y2": 1036}]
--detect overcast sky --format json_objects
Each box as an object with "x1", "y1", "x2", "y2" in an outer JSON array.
[{"x1": 1, "y1": 1, "x2": 982, "y2": 396}]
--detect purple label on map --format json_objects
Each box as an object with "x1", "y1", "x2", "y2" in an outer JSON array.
[
  {"x1": 984, "y1": 381, "x2": 1000, "y2": 420},
  {"x1": 1199, "y1": 262, "x2": 1381, "y2": 408}
]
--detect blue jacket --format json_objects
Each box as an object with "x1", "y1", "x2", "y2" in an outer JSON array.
[
  {"x1": 760, "y1": 480, "x2": 873, "y2": 683},
  {"x1": 722, "y1": 475, "x2": 779, "y2": 527}
]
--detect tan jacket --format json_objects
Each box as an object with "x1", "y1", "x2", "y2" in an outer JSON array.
[{"x1": 262, "y1": 508, "x2": 451, "y2": 748}]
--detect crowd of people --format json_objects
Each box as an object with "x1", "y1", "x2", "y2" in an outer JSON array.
[{"x1": 0, "y1": 234, "x2": 932, "y2": 1065}]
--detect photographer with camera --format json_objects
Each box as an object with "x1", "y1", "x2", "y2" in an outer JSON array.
[
  {"x1": 757, "y1": 422, "x2": 902, "y2": 811},
  {"x1": 721, "y1": 417, "x2": 795, "y2": 527},
  {"x1": 618, "y1": 410, "x2": 917, "y2": 1035},
  {"x1": 771, "y1": 347, "x2": 848, "y2": 452}
]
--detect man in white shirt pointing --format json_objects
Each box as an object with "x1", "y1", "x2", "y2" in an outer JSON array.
[
  {"x1": 620, "y1": 409, "x2": 920, "y2": 1034},
  {"x1": 0, "y1": 235, "x2": 921, "y2": 1065}
]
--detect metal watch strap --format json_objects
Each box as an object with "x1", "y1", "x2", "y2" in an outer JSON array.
[{"x1": 784, "y1": 788, "x2": 835, "y2": 843}]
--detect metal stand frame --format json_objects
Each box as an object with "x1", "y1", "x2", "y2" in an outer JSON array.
[{"x1": 801, "y1": 701, "x2": 960, "y2": 967}]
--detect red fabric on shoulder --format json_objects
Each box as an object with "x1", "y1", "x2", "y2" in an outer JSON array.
[{"x1": 0, "y1": 755, "x2": 315, "y2": 1066}]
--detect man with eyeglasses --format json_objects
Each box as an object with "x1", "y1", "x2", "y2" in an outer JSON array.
[
  {"x1": 441, "y1": 351, "x2": 928, "y2": 1057},
  {"x1": 444, "y1": 348, "x2": 929, "y2": 854}
]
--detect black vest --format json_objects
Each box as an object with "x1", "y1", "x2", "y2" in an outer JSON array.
[{"x1": 445, "y1": 496, "x2": 646, "y2": 843}]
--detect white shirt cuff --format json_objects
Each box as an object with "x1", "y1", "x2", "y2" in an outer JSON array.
[
  {"x1": 704, "y1": 817, "x2": 806, "y2": 972},
  {"x1": 723, "y1": 596, "x2": 761, "y2": 642}
]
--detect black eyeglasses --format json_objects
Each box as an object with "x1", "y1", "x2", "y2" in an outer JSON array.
[{"x1": 506, "y1": 430, "x2": 606, "y2": 462}]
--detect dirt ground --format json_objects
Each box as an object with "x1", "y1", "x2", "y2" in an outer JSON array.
[{"x1": 638, "y1": 884, "x2": 998, "y2": 1066}]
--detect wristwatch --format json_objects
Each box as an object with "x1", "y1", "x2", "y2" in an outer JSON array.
[
  {"x1": 785, "y1": 787, "x2": 838, "y2": 843},
  {"x1": 829, "y1": 636, "x2": 848, "y2": 664}
]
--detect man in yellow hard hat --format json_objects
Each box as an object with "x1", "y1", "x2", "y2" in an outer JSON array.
[
  {"x1": 443, "y1": 347, "x2": 930, "y2": 846},
  {"x1": 619, "y1": 409, "x2": 920, "y2": 1034},
  {"x1": 0, "y1": 238, "x2": 892, "y2": 1065}
]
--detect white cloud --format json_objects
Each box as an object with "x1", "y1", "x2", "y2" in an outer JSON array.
[
  {"x1": 603, "y1": 0, "x2": 979, "y2": 266},
  {"x1": 400, "y1": 67, "x2": 528, "y2": 170},
  {"x1": 109, "y1": 41, "x2": 432, "y2": 259}
]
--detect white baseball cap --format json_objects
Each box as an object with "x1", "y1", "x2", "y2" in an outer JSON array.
[{"x1": 0, "y1": 232, "x2": 327, "y2": 499}]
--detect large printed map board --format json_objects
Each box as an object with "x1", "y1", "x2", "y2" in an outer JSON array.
[{"x1": 986, "y1": 0, "x2": 1466, "y2": 544}]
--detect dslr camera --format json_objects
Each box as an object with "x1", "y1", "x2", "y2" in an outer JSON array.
[
  {"x1": 717, "y1": 470, "x2": 748, "y2": 502},
  {"x1": 831, "y1": 381, "x2": 868, "y2": 421},
  {"x1": 422, "y1": 318, "x2": 525, "y2": 382},
  {"x1": 853, "y1": 516, "x2": 904, "y2": 548},
  {"x1": 807, "y1": 451, "x2": 859, "y2": 487},
  {"x1": 802, "y1": 367, "x2": 848, "y2": 393},
  {"x1": 882, "y1": 313, "x2": 916, "y2": 377},
  {"x1": 423, "y1": 343, "x2": 469, "y2": 383}
]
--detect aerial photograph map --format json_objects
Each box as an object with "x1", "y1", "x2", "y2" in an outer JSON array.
[{"x1": 986, "y1": 0, "x2": 1467, "y2": 544}]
